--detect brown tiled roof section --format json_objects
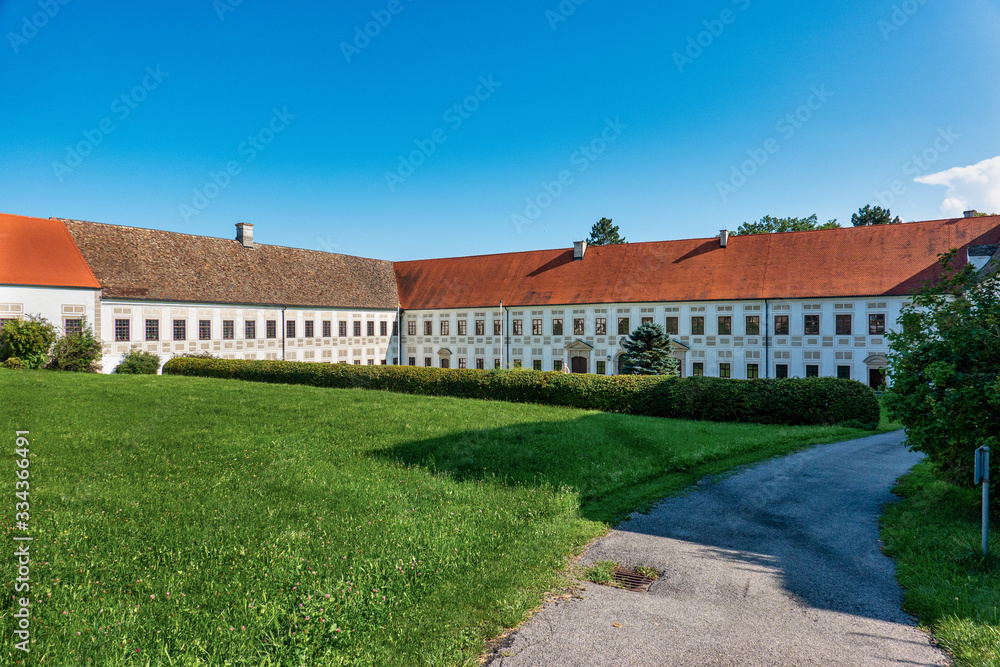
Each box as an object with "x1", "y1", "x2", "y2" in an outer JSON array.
[
  {"x1": 62, "y1": 219, "x2": 399, "y2": 309},
  {"x1": 394, "y1": 216, "x2": 1000, "y2": 309},
  {"x1": 0, "y1": 213, "x2": 100, "y2": 288}
]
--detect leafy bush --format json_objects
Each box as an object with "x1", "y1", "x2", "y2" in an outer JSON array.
[
  {"x1": 885, "y1": 250, "x2": 1000, "y2": 495},
  {"x1": 1, "y1": 357, "x2": 25, "y2": 370},
  {"x1": 163, "y1": 358, "x2": 879, "y2": 427},
  {"x1": 114, "y1": 349, "x2": 161, "y2": 375},
  {"x1": 0, "y1": 316, "x2": 56, "y2": 369},
  {"x1": 48, "y1": 319, "x2": 102, "y2": 372}
]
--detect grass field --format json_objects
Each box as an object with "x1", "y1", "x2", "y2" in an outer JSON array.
[
  {"x1": 881, "y1": 461, "x2": 1000, "y2": 667},
  {"x1": 1, "y1": 370, "x2": 885, "y2": 666}
]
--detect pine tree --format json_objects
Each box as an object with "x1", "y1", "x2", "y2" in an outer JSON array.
[
  {"x1": 620, "y1": 322, "x2": 679, "y2": 375},
  {"x1": 587, "y1": 217, "x2": 626, "y2": 245}
]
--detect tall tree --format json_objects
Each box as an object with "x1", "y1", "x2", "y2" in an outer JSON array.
[
  {"x1": 852, "y1": 204, "x2": 902, "y2": 226},
  {"x1": 620, "y1": 322, "x2": 679, "y2": 376},
  {"x1": 587, "y1": 217, "x2": 626, "y2": 245},
  {"x1": 732, "y1": 214, "x2": 839, "y2": 236}
]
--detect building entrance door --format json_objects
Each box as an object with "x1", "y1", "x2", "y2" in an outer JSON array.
[
  {"x1": 868, "y1": 368, "x2": 885, "y2": 389},
  {"x1": 571, "y1": 356, "x2": 588, "y2": 374}
]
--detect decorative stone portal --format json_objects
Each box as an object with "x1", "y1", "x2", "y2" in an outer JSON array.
[
  {"x1": 564, "y1": 339, "x2": 594, "y2": 373},
  {"x1": 864, "y1": 353, "x2": 888, "y2": 389}
]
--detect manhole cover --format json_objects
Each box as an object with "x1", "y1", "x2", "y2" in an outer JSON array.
[{"x1": 612, "y1": 567, "x2": 656, "y2": 592}]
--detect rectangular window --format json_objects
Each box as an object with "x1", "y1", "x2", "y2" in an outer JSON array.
[
  {"x1": 322, "y1": 321, "x2": 331, "y2": 338},
  {"x1": 357, "y1": 321, "x2": 365, "y2": 337},
  {"x1": 354, "y1": 360, "x2": 361, "y2": 365},
  {"x1": 836, "y1": 314, "x2": 852, "y2": 336},
  {"x1": 692, "y1": 362, "x2": 704, "y2": 377},
  {"x1": 532, "y1": 319, "x2": 542, "y2": 335},
  {"x1": 513, "y1": 319, "x2": 523, "y2": 335},
  {"x1": 493, "y1": 320, "x2": 502, "y2": 336},
  {"x1": 869, "y1": 313, "x2": 886, "y2": 335},
  {"x1": 199, "y1": 320, "x2": 211, "y2": 340},
  {"x1": 457, "y1": 320, "x2": 466, "y2": 336},
  {"x1": 617, "y1": 317, "x2": 630, "y2": 335},
  {"x1": 380, "y1": 321, "x2": 387, "y2": 337},
  {"x1": 804, "y1": 315, "x2": 820, "y2": 335},
  {"x1": 806, "y1": 364, "x2": 819, "y2": 377},
  {"x1": 65, "y1": 319, "x2": 83, "y2": 336},
  {"x1": 837, "y1": 365, "x2": 851, "y2": 379},
  {"x1": 596, "y1": 360, "x2": 606, "y2": 375},
  {"x1": 115, "y1": 319, "x2": 130, "y2": 341},
  {"x1": 719, "y1": 362, "x2": 731, "y2": 378},
  {"x1": 747, "y1": 363, "x2": 759, "y2": 379},
  {"x1": 367, "y1": 321, "x2": 375, "y2": 337},
  {"x1": 554, "y1": 359, "x2": 563, "y2": 371},
  {"x1": 745, "y1": 316, "x2": 759, "y2": 336},
  {"x1": 174, "y1": 320, "x2": 187, "y2": 340},
  {"x1": 691, "y1": 316, "x2": 705, "y2": 335},
  {"x1": 665, "y1": 317, "x2": 679, "y2": 335},
  {"x1": 532, "y1": 359, "x2": 542, "y2": 371},
  {"x1": 476, "y1": 358, "x2": 484, "y2": 369},
  {"x1": 718, "y1": 316, "x2": 732, "y2": 335},
  {"x1": 408, "y1": 357, "x2": 416, "y2": 366},
  {"x1": 266, "y1": 320, "x2": 276, "y2": 339},
  {"x1": 304, "y1": 320, "x2": 314, "y2": 338},
  {"x1": 574, "y1": 318, "x2": 585, "y2": 335},
  {"x1": 286, "y1": 321, "x2": 296, "y2": 339},
  {"x1": 552, "y1": 319, "x2": 563, "y2": 336},
  {"x1": 223, "y1": 320, "x2": 235, "y2": 340},
  {"x1": 596, "y1": 318, "x2": 607, "y2": 335},
  {"x1": 368, "y1": 359, "x2": 375, "y2": 366},
  {"x1": 245, "y1": 321, "x2": 256, "y2": 339},
  {"x1": 341, "y1": 321, "x2": 349, "y2": 337},
  {"x1": 392, "y1": 321, "x2": 398, "y2": 336},
  {"x1": 494, "y1": 359, "x2": 501, "y2": 369},
  {"x1": 406, "y1": 321, "x2": 415, "y2": 336},
  {"x1": 440, "y1": 321, "x2": 449, "y2": 336},
  {"x1": 144, "y1": 319, "x2": 158, "y2": 341},
  {"x1": 475, "y1": 320, "x2": 485, "y2": 335},
  {"x1": 775, "y1": 364, "x2": 788, "y2": 379},
  {"x1": 458, "y1": 357, "x2": 467, "y2": 369},
  {"x1": 774, "y1": 315, "x2": 789, "y2": 335},
  {"x1": 642, "y1": 316, "x2": 653, "y2": 326},
  {"x1": 423, "y1": 321, "x2": 432, "y2": 336},
  {"x1": 424, "y1": 357, "x2": 432, "y2": 367}
]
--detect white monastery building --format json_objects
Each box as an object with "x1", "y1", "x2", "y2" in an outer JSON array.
[{"x1": 2, "y1": 211, "x2": 999, "y2": 387}]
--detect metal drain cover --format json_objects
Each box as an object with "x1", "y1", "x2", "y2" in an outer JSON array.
[{"x1": 612, "y1": 568, "x2": 656, "y2": 592}]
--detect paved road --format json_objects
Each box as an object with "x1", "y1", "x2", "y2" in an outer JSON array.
[{"x1": 487, "y1": 431, "x2": 950, "y2": 667}]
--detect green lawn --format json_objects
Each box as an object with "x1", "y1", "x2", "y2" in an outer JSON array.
[
  {"x1": 881, "y1": 461, "x2": 1000, "y2": 666},
  {"x1": 1, "y1": 370, "x2": 884, "y2": 666}
]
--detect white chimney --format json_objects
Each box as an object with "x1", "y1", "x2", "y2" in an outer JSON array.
[
  {"x1": 236, "y1": 222, "x2": 254, "y2": 248},
  {"x1": 573, "y1": 240, "x2": 587, "y2": 260},
  {"x1": 720, "y1": 229, "x2": 729, "y2": 248}
]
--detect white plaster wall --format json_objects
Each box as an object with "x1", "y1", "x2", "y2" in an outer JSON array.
[{"x1": 0, "y1": 284, "x2": 98, "y2": 334}]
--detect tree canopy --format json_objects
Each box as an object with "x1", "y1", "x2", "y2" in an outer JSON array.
[
  {"x1": 620, "y1": 322, "x2": 679, "y2": 376},
  {"x1": 732, "y1": 214, "x2": 840, "y2": 236},
  {"x1": 851, "y1": 204, "x2": 902, "y2": 226},
  {"x1": 587, "y1": 217, "x2": 626, "y2": 245}
]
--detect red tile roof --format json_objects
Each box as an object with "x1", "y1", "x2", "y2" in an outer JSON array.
[
  {"x1": 0, "y1": 213, "x2": 100, "y2": 289},
  {"x1": 394, "y1": 216, "x2": 1000, "y2": 309}
]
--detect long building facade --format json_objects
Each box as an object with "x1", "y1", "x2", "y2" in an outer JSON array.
[{"x1": 2, "y1": 211, "x2": 999, "y2": 387}]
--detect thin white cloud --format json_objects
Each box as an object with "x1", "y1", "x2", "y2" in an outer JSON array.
[{"x1": 915, "y1": 155, "x2": 1000, "y2": 216}]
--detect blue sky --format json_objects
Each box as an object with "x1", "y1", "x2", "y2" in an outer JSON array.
[{"x1": 2, "y1": 0, "x2": 998, "y2": 260}]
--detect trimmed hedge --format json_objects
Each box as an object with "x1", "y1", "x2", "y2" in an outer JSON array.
[{"x1": 162, "y1": 357, "x2": 880, "y2": 428}]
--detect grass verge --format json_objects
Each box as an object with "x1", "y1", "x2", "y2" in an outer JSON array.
[
  {"x1": 1, "y1": 370, "x2": 886, "y2": 665},
  {"x1": 881, "y1": 461, "x2": 1000, "y2": 666}
]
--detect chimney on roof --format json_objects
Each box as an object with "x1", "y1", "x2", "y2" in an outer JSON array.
[
  {"x1": 236, "y1": 222, "x2": 254, "y2": 248},
  {"x1": 720, "y1": 229, "x2": 729, "y2": 248},
  {"x1": 964, "y1": 210, "x2": 977, "y2": 218},
  {"x1": 573, "y1": 240, "x2": 587, "y2": 260}
]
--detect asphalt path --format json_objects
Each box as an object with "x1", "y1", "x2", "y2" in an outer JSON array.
[{"x1": 487, "y1": 431, "x2": 950, "y2": 667}]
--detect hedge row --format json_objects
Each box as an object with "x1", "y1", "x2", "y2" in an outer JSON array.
[{"x1": 162, "y1": 358, "x2": 880, "y2": 427}]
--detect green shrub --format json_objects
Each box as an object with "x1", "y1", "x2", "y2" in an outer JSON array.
[
  {"x1": 1, "y1": 357, "x2": 25, "y2": 370},
  {"x1": 114, "y1": 349, "x2": 161, "y2": 375},
  {"x1": 0, "y1": 316, "x2": 56, "y2": 369},
  {"x1": 162, "y1": 358, "x2": 880, "y2": 427},
  {"x1": 48, "y1": 319, "x2": 102, "y2": 372}
]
